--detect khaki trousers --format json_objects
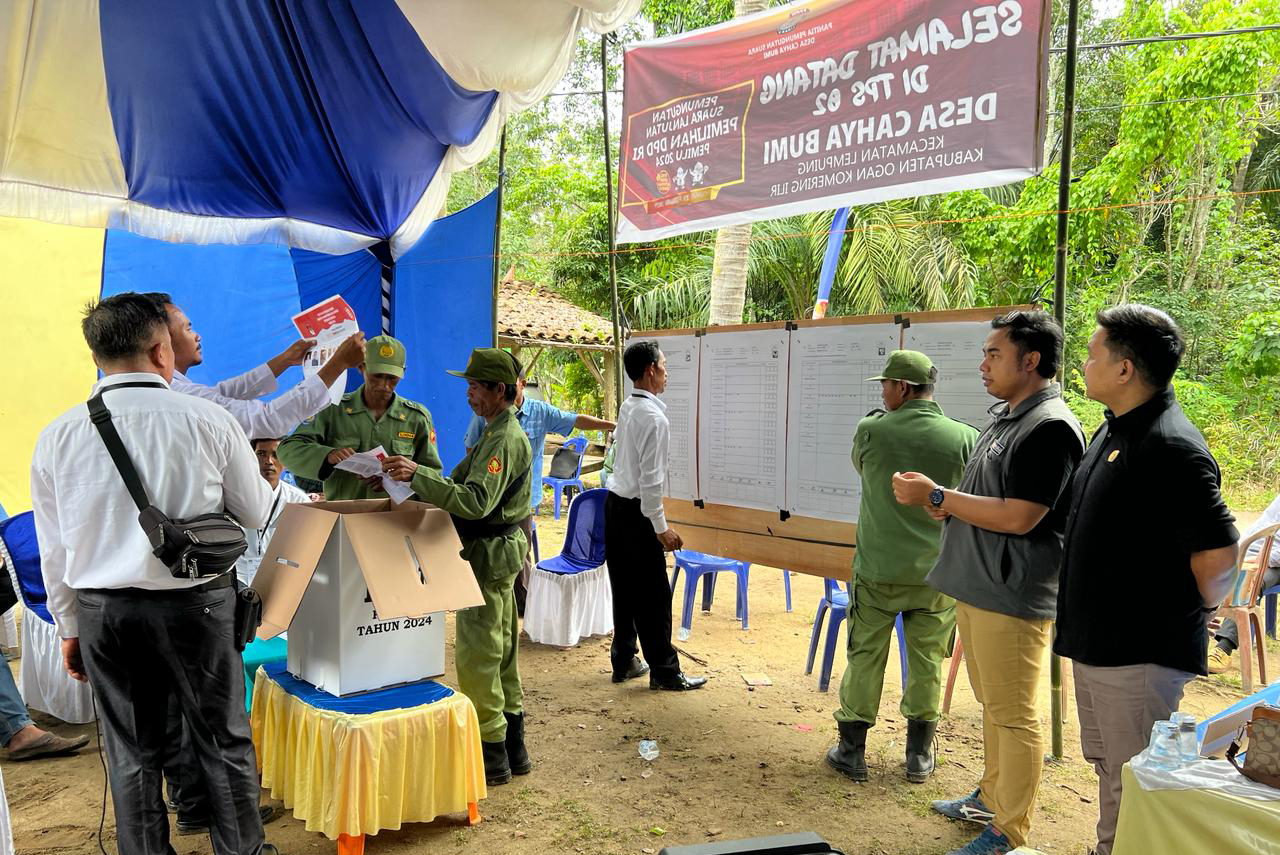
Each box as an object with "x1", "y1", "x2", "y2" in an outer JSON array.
[
  {"x1": 955, "y1": 601, "x2": 1052, "y2": 848},
  {"x1": 1073, "y1": 661, "x2": 1193, "y2": 855}
]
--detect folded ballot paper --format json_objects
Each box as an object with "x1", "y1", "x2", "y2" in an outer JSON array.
[{"x1": 333, "y1": 446, "x2": 414, "y2": 504}]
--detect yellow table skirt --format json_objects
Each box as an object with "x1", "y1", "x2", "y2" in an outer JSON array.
[
  {"x1": 1114, "y1": 764, "x2": 1280, "y2": 855},
  {"x1": 250, "y1": 667, "x2": 487, "y2": 839}
]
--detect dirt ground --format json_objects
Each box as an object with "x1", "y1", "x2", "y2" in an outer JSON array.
[{"x1": 3, "y1": 507, "x2": 1268, "y2": 855}]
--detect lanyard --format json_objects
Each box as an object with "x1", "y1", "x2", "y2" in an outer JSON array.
[{"x1": 257, "y1": 490, "x2": 284, "y2": 555}]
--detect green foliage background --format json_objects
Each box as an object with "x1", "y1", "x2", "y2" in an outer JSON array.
[{"x1": 447, "y1": 0, "x2": 1280, "y2": 509}]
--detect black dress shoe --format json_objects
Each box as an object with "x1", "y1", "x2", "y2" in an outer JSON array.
[
  {"x1": 178, "y1": 804, "x2": 280, "y2": 835},
  {"x1": 649, "y1": 672, "x2": 707, "y2": 691},
  {"x1": 611, "y1": 657, "x2": 650, "y2": 683}
]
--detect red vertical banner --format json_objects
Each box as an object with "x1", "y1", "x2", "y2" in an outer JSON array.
[{"x1": 617, "y1": 0, "x2": 1052, "y2": 244}]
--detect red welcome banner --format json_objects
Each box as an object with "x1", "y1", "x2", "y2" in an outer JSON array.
[{"x1": 617, "y1": 0, "x2": 1052, "y2": 244}]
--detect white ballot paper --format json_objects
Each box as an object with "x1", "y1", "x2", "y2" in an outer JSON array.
[
  {"x1": 292, "y1": 295, "x2": 360, "y2": 406},
  {"x1": 698, "y1": 328, "x2": 789, "y2": 512},
  {"x1": 333, "y1": 445, "x2": 414, "y2": 504},
  {"x1": 905, "y1": 322, "x2": 997, "y2": 431},
  {"x1": 785, "y1": 322, "x2": 900, "y2": 522}
]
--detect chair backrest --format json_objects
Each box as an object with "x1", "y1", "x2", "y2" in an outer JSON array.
[
  {"x1": 558, "y1": 488, "x2": 608, "y2": 566},
  {"x1": 547, "y1": 436, "x2": 588, "y2": 480},
  {"x1": 0, "y1": 512, "x2": 53, "y2": 623},
  {"x1": 1233, "y1": 522, "x2": 1280, "y2": 606}
]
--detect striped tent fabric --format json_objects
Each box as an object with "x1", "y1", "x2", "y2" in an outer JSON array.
[{"x1": 0, "y1": 0, "x2": 640, "y2": 257}]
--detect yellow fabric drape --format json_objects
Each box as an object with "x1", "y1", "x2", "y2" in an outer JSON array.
[
  {"x1": 1113, "y1": 764, "x2": 1280, "y2": 855},
  {"x1": 251, "y1": 668, "x2": 487, "y2": 840},
  {"x1": 0, "y1": 216, "x2": 102, "y2": 513}
]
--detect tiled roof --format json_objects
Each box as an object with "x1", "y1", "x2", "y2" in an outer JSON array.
[{"x1": 498, "y1": 270, "x2": 614, "y2": 346}]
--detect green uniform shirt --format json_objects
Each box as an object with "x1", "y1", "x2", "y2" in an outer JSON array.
[
  {"x1": 852, "y1": 399, "x2": 977, "y2": 585},
  {"x1": 277, "y1": 385, "x2": 443, "y2": 500},
  {"x1": 410, "y1": 406, "x2": 532, "y2": 582}
]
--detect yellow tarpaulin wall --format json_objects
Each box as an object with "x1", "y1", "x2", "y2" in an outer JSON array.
[{"x1": 0, "y1": 216, "x2": 102, "y2": 514}]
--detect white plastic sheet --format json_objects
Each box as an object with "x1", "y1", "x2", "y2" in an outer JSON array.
[{"x1": 1130, "y1": 750, "x2": 1280, "y2": 801}]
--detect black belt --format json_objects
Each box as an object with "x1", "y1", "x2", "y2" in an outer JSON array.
[
  {"x1": 450, "y1": 514, "x2": 519, "y2": 539},
  {"x1": 84, "y1": 573, "x2": 233, "y2": 596}
]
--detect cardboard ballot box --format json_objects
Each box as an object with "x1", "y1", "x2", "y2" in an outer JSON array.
[{"x1": 252, "y1": 499, "x2": 483, "y2": 696}]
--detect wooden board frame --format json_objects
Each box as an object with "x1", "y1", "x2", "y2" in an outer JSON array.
[{"x1": 631, "y1": 305, "x2": 1036, "y2": 579}]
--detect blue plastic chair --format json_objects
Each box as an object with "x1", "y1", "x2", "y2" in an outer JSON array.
[
  {"x1": 805, "y1": 578, "x2": 907, "y2": 693},
  {"x1": 0, "y1": 512, "x2": 53, "y2": 625},
  {"x1": 694, "y1": 566, "x2": 791, "y2": 613},
  {"x1": 542, "y1": 436, "x2": 588, "y2": 520},
  {"x1": 670, "y1": 550, "x2": 751, "y2": 639},
  {"x1": 536, "y1": 488, "x2": 607, "y2": 575}
]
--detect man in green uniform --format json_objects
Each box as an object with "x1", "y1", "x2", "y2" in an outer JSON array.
[
  {"x1": 278, "y1": 335, "x2": 442, "y2": 498},
  {"x1": 826, "y1": 350, "x2": 978, "y2": 784},
  {"x1": 381, "y1": 348, "x2": 532, "y2": 786}
]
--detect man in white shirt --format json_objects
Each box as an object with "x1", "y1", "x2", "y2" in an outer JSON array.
[
  {"x1": 147, "y1": 292, "x2": 366, "y2": 439},
  {"x1": 236, "y1": 438, "x2": 312, "y2": 586},
  {"x1": 31, "y1": 293, "x2": 278, "y2": 855},
  {"x1": 605, "y1": 341, "x2": 706, "y2": 691}
]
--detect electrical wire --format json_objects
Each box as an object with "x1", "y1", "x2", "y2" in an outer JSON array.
[{"x1": 1051, "y1": 23, "x2": 1280, "y2": 53}]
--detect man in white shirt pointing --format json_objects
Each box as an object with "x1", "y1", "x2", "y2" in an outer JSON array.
[
  {"x1": 605, "y1": 341, "x2": 706, "y2": 691},
  {"x1": 31, "y1": 292, "x2": 278, "y2": 855},
  {"x1": 147, "y1": 292, "x2": 366, "y2": 439}
]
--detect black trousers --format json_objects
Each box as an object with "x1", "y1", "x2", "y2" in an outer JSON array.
[
  {"x1": 77, "y1": 586, "x2": 264, "y2": 855},
  {"x1": 162, "y1": 696, "x2": 209, "y2": 821},
  {"x1": 604, "y1": 492, "x2": 680, "y2": 680}
]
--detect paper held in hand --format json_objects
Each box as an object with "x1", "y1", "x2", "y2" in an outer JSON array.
[
  {"x1": 333, "y1": 445, "x2": 414, "y2": 504},
  {"x1": 292, "y1": 295, "x2": 359, "y2": 406}
]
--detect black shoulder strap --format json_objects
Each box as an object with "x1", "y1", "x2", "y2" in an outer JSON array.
[{"x1": 86, "y1": 382, "x2": 166, "y2": 514}]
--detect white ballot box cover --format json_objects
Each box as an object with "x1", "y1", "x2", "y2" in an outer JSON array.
[{"x1": 251, "y1": 499, "x2": 483, "y2": 696}]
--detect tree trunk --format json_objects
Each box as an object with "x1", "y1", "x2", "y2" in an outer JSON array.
[{"x1": 706, "y1": 0, "x2": 767, "y2": 327}]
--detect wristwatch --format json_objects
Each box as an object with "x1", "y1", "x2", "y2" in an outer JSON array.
[{"x1": 928, "y1": 487, "x2": 945, "y2": 508}]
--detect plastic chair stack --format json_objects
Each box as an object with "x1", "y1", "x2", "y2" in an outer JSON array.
[
  {"x1": 805, "y1": 578, "x2": 907, "y2": 693},
  {"x1": 524, "y1": 488, "x2": 612, "y2": 647},
  {"x1": 541, "y1": 436, "x2": 588, "y2": 520}
]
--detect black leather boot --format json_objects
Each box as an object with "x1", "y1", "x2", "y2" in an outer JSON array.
[
  {"x1": 825, "y1": 720, "x2": 869, "y2": 781},
  {"x1": 905, "y1": 718, "x2": 937, "y2": 783},
  {"x1": 482, "y1": 740, "x2": 511, "y2": 785},
  {"x1": 505, "y1": 711, "x2": 532, "y2": 775}
]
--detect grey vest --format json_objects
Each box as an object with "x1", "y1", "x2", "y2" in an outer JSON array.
[{"x1": 926, "y1": 385, "x2": 1085, "y2": 620}]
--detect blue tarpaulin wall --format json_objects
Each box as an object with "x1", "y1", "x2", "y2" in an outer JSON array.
[
  {"x1": 98, "y1": 190, "x2": 498, "y2": 469},
  {"x1": 394, "y1": 189, "x2": 497, "y2": 469}
]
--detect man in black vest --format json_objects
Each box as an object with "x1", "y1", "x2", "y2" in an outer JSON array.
[
  {"x1": 1056, "y1": 305, "x2": 1238, "y2": 855},
  {"x1": 894, "y1": 310, "x2": 1084, "y2": 855}
]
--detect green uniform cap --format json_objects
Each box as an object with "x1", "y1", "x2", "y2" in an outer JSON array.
[
  {"x1": 365, "y1": 335, "x2": 406, "y2": 378},
  {"x1": 866, "y1": 350, "x2": 934, "y2": 385},
  {"x1": 447, "y1": 347, "x2": 518, "y2": 385}
]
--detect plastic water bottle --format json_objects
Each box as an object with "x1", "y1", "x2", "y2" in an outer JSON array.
[
  {"x1": 1171, "y1": 711, "x2": 1199, "y2": 764},
  {"x1": 1146, "y1": 721, "x2": 1181, "y2": 770},
  {"x1": 638, "y1": 739, "x2": 659, "y2": 761}
]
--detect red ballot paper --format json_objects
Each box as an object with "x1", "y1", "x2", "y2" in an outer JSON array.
[{"x1": 291, "y1": 296, "x2": 360, "y2": 405}]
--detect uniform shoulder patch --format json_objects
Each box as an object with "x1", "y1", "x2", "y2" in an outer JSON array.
[
  {"x1": 486, "y1": 456, "x2": 503, "y2": 475},
  {"x1": 429, "y1": 427, "x2": 437, "y2": 445}
]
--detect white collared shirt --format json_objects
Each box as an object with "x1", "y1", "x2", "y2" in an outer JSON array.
[
  {"x1": 172, "y1": 363, "x2": 332, "y2": 440},
  {"x1": 236, "y1": 479, "x2": 311, "y2": 586},
  {"x1": 31, "y1": 372, "x2": 273, "y2": 638},
  {"x1": 608, "y1": 389, "x2": 670, "y2": 533}
]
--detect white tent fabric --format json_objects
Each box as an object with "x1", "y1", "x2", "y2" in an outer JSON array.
[
  {"x1": 524, "y1": 564, "x2": 614, "y2": 648},
  {"x1": 0, "y1": 765, "x2": 11, "y2": 855},
  {"x1": 390, "y1": 0, "x2": 642, "y2": 255}
]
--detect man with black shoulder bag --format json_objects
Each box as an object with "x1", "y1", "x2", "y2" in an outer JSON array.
[{"x1": 31, "y1": 293, "x2": 280, "y2": 855}]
